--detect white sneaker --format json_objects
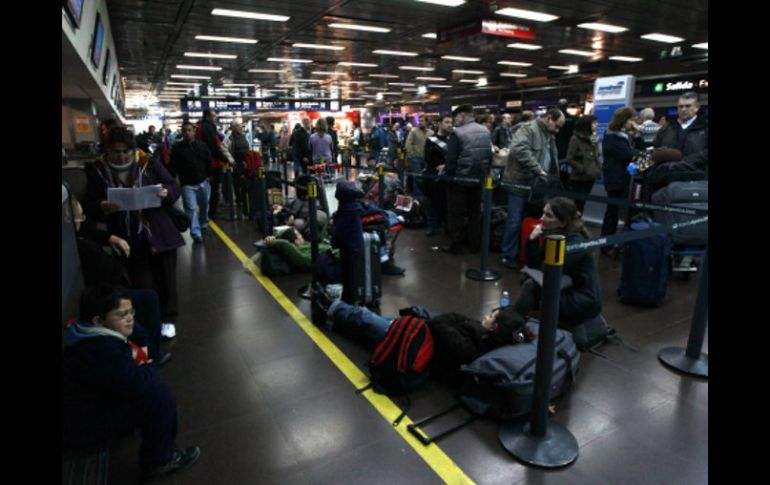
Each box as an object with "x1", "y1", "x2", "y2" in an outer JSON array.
[{"x1": 161, "y1": 323, "x2": 176, "y2": 339}]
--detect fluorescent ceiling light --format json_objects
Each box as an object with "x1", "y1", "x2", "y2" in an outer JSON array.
[
  {"x1": 274, "y1": 84, "x2": 299, "y2": 88},
  {"x1": 459, "y1": 79, "x2": 480, "y2": 83},
  {"x1": 559, "y1": 49, "x2": 595, "y2": 57},
  {"x1": 441, "y1": 55, "x2": 481, "y2": 62},
  {"x1": 292, "y1": 43, "x2": 345, "y2": 51},
  {"x1": 641, "y1": 33, "x2": 685, "y2": 43},
  {"x1": 495, "y1": 8, "x2": 558, "y2": 22},
  {"x1": 223, "y1": 83, "x2": 257, "y2": 87},
  {"x1": 452, "y1": 69, "x2": 483, "y2": 74},
  {"x1": 497, "y1": 60, "x2": 533, "y2": 66},
  {"x1": 267, "y1": 57, "x2": 313, "y2": 63},
  {"x1": 171, "y1": 74, "x2": 212, "y2": 79},
  {"x1": 329, "y1": 23, "x2": 391, "y2": 33},
  {"x1": 364, "y1": 87, "x2": 388, "y2": 91},
  {"x1": 422, "y1": 33, "x2": 437, "y2": 39},
  {"x1": 340, "y1": 80, "x2": 371, "y2": 84},
  {"x1": 382, "y1": 92, "x2": 402, "y2": 95},
  {"x1": 577, "y1": 23, "x2": 628, "y2": 33},
  {"x1": 344, "y1": 98, "x2": 365, "y2": 101},
  {"x1": 548, "y1": 66, "x2": 571, "y2": 70},
  {"x1": 338, "y1": 62, "x2": 378, "y2": 67},
  {"x1": 211, "y1": 8, "x2": 289, "y2": 22},
  {"x1": 184, "y1": 52, "x2": 237, "y2": 59},
  {"x1": 500, "y1": 73, "x2": 527, "y2": 77},
  {"x1": 248, "y1": 69, "x2": 286, "y2": 73},
  {"x1": 373, "y1": 49, "x2": 419, "y2": 56},
  {"x1": 416, "y1": 76, "x2": 445, "y2": 81},
  {"x1": 195, "y1": 35, "x2": 257, "y2": 44},
  {"x1": 369, "y1": 74, "x2": 400, "y2": 78},
  {"x1": 312, "y1": 71, "x2": 343, "y2": 76},
  {"x1": 507, "y1": 43, "x2": 542, "y2": 50},
  {"x1": 291, "y1": 79, "x2": 321, "y2": 83},
  {"x1": 399, "y1": 66, "x2": 435, "y2": 71},
  {"x1": 415, "y1": 0, "x2": 466, "y2": 6},
  {"x1": 477, "y1": 77, "x2": 487, "y2": 86},
  {"x1": 166, "y1": 82, "x2": 200, "y2": 86},
  {"x1": 609, "y1": 56, "x2": 643, "y2": 62},
  {"x1": 402, "y1": 88, "x2": 419, "y2": 92},
  {"x1": 692, "y1": 42, "x2": 708, "y2": 50},
  {"x1": 388, "y1": 82, "x2": 415, "y2": 86},
  {"x1": 176, "y1": 65, "x2": 222, "y2": 71},
  {"x1": 361, "y1": 95, "x2": 378, "y2": 98}
]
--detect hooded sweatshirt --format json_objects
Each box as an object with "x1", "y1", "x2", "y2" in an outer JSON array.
[{"x1": 331, "y1": 181, "x2": 364, "y2": 256}]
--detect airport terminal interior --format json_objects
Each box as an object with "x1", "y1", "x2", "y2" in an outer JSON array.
[{"x1": 62, "y1": 0, "x2": 708, "y2": 483}]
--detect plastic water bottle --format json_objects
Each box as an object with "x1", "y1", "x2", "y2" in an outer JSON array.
[
  {"x1": 500, "y1": 291, "x2": 511, "y2": 308},
  {"x1": 626, "y1": 162, "x2": 639, "y2": 176}
]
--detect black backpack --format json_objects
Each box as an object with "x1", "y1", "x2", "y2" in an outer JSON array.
[
  {"x1": 561, "y1": 315, "x2": 636, "y2": 359},
  {"x1": 357, "y1": 314, "x2": 434, "y2": 425}
]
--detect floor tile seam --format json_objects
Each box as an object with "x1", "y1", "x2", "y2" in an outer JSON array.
[{"x1": 209, "y1": 221, "x2": 477, "y2": 485}]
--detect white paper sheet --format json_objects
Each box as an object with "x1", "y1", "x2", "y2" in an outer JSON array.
[{"x1": 107, "y1": 184, "x2": 163, "y2": 211}]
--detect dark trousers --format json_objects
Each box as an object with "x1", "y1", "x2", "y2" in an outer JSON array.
[
  {"x1": 209, "y1": 167, "x2": 224, "y2": 218},
  {"x1": 128, "y1": 242, "x2": 178, "y2": 324},
  {"x1": 424, "y1": 178, "x2": 447, "y2": 229},
  {"x1": 513, "y1": 278, "x2": 540, "y2": 317},
  {"x1": 63, "y1": 383, "x2": 178, "y2": 470},
  {"x1": 601, "y1": 188, "x2": 626, "y2": 237},
  {"x1": 446, "y1": 183, "x2": 482, "y2": 250},
  {"x1": 129, "y1": 288, "x2": 162, "y2": 362},
  {"x1": 569, "y1": 180, "x2": 595, "y2": 214}
]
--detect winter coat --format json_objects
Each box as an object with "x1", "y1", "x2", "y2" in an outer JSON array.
[
  {"x1": 504, "y1": 119, "x2": 560, "y2": 194},
  {"x1": 653, "y1": 115, "x2": 708, "y2": 171},
  {"x1": 601, "y1": 130, "x2": 639, "y2": 192},
  {"x1": 170, "y1": 140, "x2": 212, "y2": 185},
  {"x1": 445, "y1": 119, "x2": 492, "y2": 187},
  {"x1": 566, "y1": 133, "x2": 601, "y2": 182}
]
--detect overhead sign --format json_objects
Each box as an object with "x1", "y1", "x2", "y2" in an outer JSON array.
[
  {"x1": 637, "y1": 76, "x2": 708, "y2": 97},
  {"x1": 593, "y1": 75, "x2": 634, "y2": 102},
  {"x1": 506, "y1": 100, "x2": 523, "y2": 108},
  {"x1": 481, "y1": 20, "x2": 535, "y2": 39},
  {"x1": 437, "y1": 19, "x2": 482, "y2": 43},
  {"x1": 180, "y1": 99, "x2": 341, "y2": 112}
]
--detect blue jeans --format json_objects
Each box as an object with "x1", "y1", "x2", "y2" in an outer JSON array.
[
  {"x1": 408, "y1": 157, "x2": 425, "y2": 197},
  {"x1": 501, "y1": 191, "x2": 527, "y2": 259},
  {"x1": 182, "y1": 180, "x2": 211, "y2": 238},
  {"x1": 329, "y1": 300, "x2": 394, "y2": 342}
]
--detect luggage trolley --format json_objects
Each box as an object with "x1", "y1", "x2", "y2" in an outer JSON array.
[{"x1": 307, "y1": 162, "x2": 345, "y2": 217}]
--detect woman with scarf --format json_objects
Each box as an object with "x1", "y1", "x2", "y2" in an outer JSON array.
[{"x1": 84, "y1": 127, "x2": 185, "y2": 339}]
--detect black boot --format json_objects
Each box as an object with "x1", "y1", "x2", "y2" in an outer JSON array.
[{"x1": 381, "y1": 260, "x2": 406, "y2": 275}]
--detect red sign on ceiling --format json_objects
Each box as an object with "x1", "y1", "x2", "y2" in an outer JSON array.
[{"x1": 481, "y1": 19, "x2": 536, "y2": 39}]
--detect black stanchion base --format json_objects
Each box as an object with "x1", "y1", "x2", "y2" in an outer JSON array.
[
  {"x1": 465, "y1": 268, "x2": 501, "y2": 281},
  {"x1": 298, "y1": 284, "x2": 311, "y2": 300},
  {"x1": 658, "y1": 347, "x2": 708, "y2": 378},
  {"x1": 499, "y1": 420, "x2": 578, "y2": 469}
]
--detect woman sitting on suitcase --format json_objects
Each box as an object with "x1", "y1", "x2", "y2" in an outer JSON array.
[{"x1": 513, "y1": 196, "x2": 603, "y2": 327}]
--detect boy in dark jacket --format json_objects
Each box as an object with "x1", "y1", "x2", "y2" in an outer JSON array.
[{"x1": 62, "y1": 285, "x2": 199, "y2": 479}]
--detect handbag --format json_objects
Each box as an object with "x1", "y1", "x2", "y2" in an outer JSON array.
[
  {"x1": 492, "y1": 147, "x2": 509, "y2": 167},
  {"x1": 166, "y1": 205, "x2": 190, "y2": 233},
  {"x1": 527, "y1": 174, "x2": 564, "y2": 207}
]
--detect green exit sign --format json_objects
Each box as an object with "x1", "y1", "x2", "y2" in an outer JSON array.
[{"x1": 654, "y1": 83, "x2": 664, "y2": 93}]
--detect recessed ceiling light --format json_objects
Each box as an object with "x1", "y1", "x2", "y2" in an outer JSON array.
[
  {"x1": 292, "y1": 43, "x2": 345, "y2": 51},
  {"x1": 452, "y1": 69, "x2": 483, "y2": 74},
  {"x1": 415, "y1": 0, "x2": 466, "y2": 6},
  {"x1": 338, "y1": 62, "x2": 379, "y2": 67},
  {"x1": 399, "y1": 66, "x2": 435, "y2": 71},
  {"x1": 171, "y1": 74, "x2": 212, "y2": 79},
  {"x1": 495, "y1": 7, "x2": 558, "y2": 22},
  {"x1": 329, "y1": 23, "x2": 391, "y2": 33},
  {"x1": 195, "y1": 35, "x2": 258, "y2": 44},
  {"x1": 416, "y1": 76, "x2": 446, "y2": 81},
  {"x1": 507, "y1": 43, "x2": 542, "y2": 50},
  {"x1": 441, "y1": 55, "x2": 481, "y2": 62},
  {"x1": 248, "y1": 69, "x2": 286, "y2": 73},
  {"x1": 373, "y1": 49, "x2": 419, "y2": 56},
  {"x1": 176, "y1": 65, "x2": 223, "y2": 71},
  {"x1": 267, "y1": 57, "x2": 313, "y2": 63},
  {"x1": 558, "y1": 49, "x2": 595, "y2": 57},
  {"x1": 422, "y1": 33, "x2": 437, "y2": 39},
  {"x1": 210, "y1": 8, "x2": 289, "y2": 22},
  {"x1": 577, "y1": 22, "x2": 628, "y2": 33},
  {"x1": 692, "y1": 42, "x2": 708, "y2": 50},
  {"x1": 184, "y1": 52, "x2": 237, "y2": 59},
  {"x1": 609, "y1": 56, "x2": 643, "y2": 62},
  {"x1": 497, "y1": 60, "x2": 533, "y2": 66},
  {"x1": 369, "y1": 74, "x2": 400, "y2": 78},
  {"x1": 388, "y1": 82, "x2": 415, "y2": 86},
  {"x1": 641, "y1": 33, "x2": 685, "y2": 43},
  {"x1": 500, "y1": 73, "x2": 527, "y2": 77}
]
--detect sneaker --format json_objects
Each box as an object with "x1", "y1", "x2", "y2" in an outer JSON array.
[
  {"x1": 156, "y1": 352, "x2": 173, "y2": 367},
  {"x1": 161, "y1": 323, "x2": 176, "y2": 340},
  {"x1": 311, "y1": 282, "x2": 334, "y2": 313},
  {"x1": 142, "y1": 446, "x2": 200, "y2": 479},
  {"x1": 501, "y1": 257, "x2": 519, "y2": 270},
  {"x1": 192, "y1": 235, "x2": 203, "y2": 243},
  {"x1": 382, "y1": 260, "x2": 406, "y2": 276}
]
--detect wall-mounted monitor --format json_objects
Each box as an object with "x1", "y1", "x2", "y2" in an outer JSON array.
[
  {"x1": 102, "y1": 49, "x2": 111, "y2": 85},
  {"x1": 62, "y1": 0, "x2": 85, "y2": 29},
  {"x1": 90, "y1": 12, "x2": 105, "y2": 68}
]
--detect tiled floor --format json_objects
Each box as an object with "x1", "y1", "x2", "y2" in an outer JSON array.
[{"x1": 106, "y1": 172, "x2": 707, "y2": 484}]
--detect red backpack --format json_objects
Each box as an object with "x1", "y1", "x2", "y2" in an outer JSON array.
[
  {"x1": 243, "y1": 151, "x2": 263, "y2": 178},
  {"x1": 358, "y1": 315, "x2": 434, "y2": 425}
]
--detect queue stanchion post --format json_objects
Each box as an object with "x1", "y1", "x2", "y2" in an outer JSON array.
[
  {"x1": 298, "y1": 176, "x2": 319, "y2": 300},
  {"x1": 378, "y1": 163, "x2": 385, "y2": 209},
  {"x1": 499, "y1": 235, "x2": 579, "y2": 468},
  {"x1": 283, "y1": 152, "x2": 289, "y2": 198},
  {"x1": 658, "y1": 246, "x2": 708, "y2": 378},
  {"x1": 223, "y1": 165, "x2": 236, "y2": 221},
  {"x1": 258, "y1": 166, "x2": 270, "y2": 237},
  {"x1": 466, "y1": 173, "x2": 501, "y2": 282}
]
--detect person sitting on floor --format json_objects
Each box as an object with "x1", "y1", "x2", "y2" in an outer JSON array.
[
  {"x1": 263, "y1": 227, "x2": 337, "y2": 273},
  {"x1": 62, "y1": 284, "x2": 200, "y2": 479}
]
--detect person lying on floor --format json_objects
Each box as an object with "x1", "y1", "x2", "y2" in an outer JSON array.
[
  {"x1": 312, "y1": 285, "x2": 534, "y2": 383},
  {"x1": 271, "y1": 174, "x2": 329, "y2": 239},
  {"x1": 264, "y1": 227, "x2": 337, "y2": 273}
]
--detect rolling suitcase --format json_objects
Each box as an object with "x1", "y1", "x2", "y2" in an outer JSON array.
[
  {"x1": 350, "y1": 232, "x2": 382, "y2": 310},
  {"x1": 617, "y1": 219, "x2": 673, "y2": 306},
  {"x1": 651, "y1": 180, "x2": 708, "y2": 247}
]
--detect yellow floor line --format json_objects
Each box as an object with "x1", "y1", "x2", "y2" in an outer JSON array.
[{"x1": 209, "y1": 221, "x2": 475, "y2": 485}]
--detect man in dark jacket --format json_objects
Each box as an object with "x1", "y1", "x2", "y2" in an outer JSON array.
[
  {"x1": 63, "y1": 285, "x2": 200, "y2": 479},
  {"x1": 171, "y1": 121, "x2": 212, "y2": 242},
  {"x1": 224, "y1": 121, "x2": 251, "y2": 218},
  {"x1": 442, "y1": 104, "x2": 492, "y2": 254},
  {"x1": 291, "y1": 118, "x2": 313, "y2": 174},
  {"x1": 195, "y1": 110, "x2": 233, "y2": 219},
  {"x1": 653, "y1": 91, "x2": 708, "y2": 172},
  {"x1": 326, "y1": 116, "x2": 339, "y2": 164}
]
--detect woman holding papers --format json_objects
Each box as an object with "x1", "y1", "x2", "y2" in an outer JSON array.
[{"x1": 84, "y1": 127, "x2": 185, "y2": 339}]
